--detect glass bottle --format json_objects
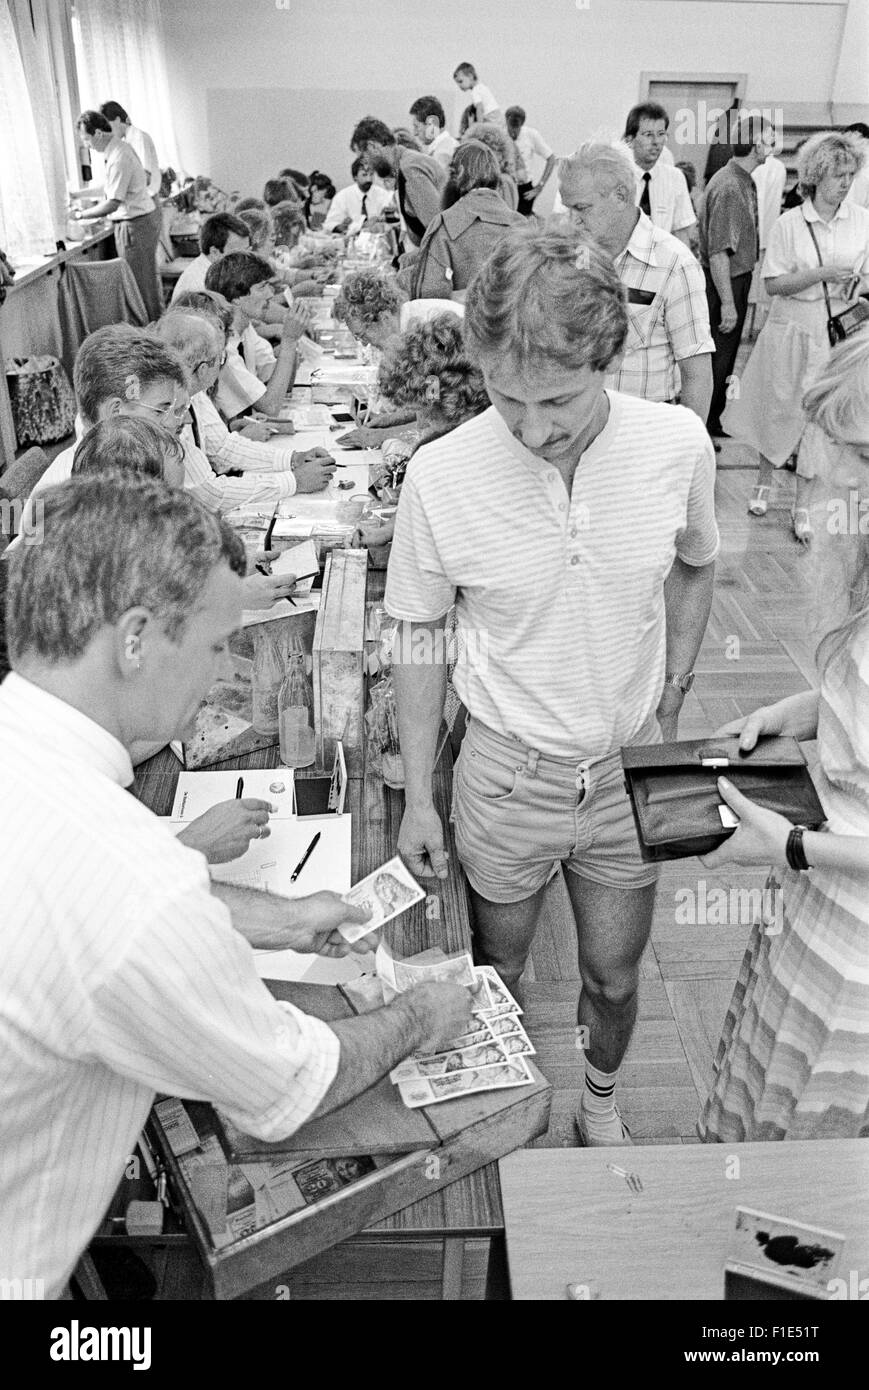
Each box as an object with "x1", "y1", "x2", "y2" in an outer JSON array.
[
  {"x1": 251, "y1": 626, "x2": 284, "y2": 736},
  {"x1": 278, "y1": 650, "x2": 316, "y2": 768}
]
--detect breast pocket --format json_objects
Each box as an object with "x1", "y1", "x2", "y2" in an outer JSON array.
[{"x1": 625, "y1": 301, "x2": 658, "y2": 352}]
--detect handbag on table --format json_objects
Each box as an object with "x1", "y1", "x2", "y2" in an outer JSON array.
[
  {"x1": 803, "y1": 215, "x2": 869, "y2": 347},
  {"x1": 621, "y1": 735, "x2": 826, "y2": 862}
]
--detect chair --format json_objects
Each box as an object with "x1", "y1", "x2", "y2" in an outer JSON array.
[
  {"x1": 0, "y1": 445, "x2": 51, "y2": 549},
  {"x1": 58, "y1": 258, "x2": 149, "y2": 379}
]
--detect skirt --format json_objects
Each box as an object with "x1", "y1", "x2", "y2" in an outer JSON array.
[
  {"x1": 722, "y1": 298, "x2": 830, "y2": 466},
  {"x1": 698, "y1": 864, "x2": 869, "y2": 1142}
]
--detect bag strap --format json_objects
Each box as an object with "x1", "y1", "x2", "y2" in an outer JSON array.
[{"x1": 803, "y1": 212, "x2": 833, "y2": 321}]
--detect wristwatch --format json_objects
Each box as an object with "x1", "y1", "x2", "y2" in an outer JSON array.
[{"x1": 663, "y1": 671, "x2": 695, "y2": 694}]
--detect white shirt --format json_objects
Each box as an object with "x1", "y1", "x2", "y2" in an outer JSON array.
[
  {"x1": 125, "y1": 124, "x2": 161, "y2": 197},
  {"x1": 514, "y1": 126, "x2": 553, "y2": 183},
  {"x1": 634, "y1": 159, "x2": 696, "y2": 234},
  {"x1": 322, "y1": 181, "x2": 393, "y2": 232},
  {"x1": 171, "y1": 253, "x2": 210, "y2": 301},
  {"x1": 752, "y1": 156, "x2": 787, "y2": 247},
  {"x1": 386, "y1": 392, "x2": 719, "y2": 758},
  {"x1": 103, "y1": 135, "x2": 154, "y2": 220},
  {"x1": 762, "y1": 200, "x2": 869, "y2": 305},
  {"x1": 846, "y1": 160, "x2": 869, "y2": 210},
  {"x1": 426, "y1": 130, "x2": 459, "y2": 172},
  {"x1": 0, "y1": 672, "x2": 339, "y2": 1297},
  {"x1": 181, "y1": 424, "x2": 296, "y2": 512},
  {"x1": 193, "y1": 391, "x2": 295, "y2": 475},
  {"x1": 472, "y1": 82, "x2": 501, "y2": 121}
]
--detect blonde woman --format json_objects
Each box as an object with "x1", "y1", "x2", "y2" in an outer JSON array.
[
  {"x1": 698, "y1": 331, "x2": 869, "y2": 1141},
  {"x1": 724, "y1": 131, "x2": 869, "y2": 542}
]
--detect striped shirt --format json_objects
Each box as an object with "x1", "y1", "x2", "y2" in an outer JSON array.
[
  {"x1": 193, "y1": 391, "x2": 296, "y2": 475},
  {"x1": 181, "y1": 424, "x2": 296, "y2": 512},
  {"x1": 0, "y1": 673, "x2": 339, "y2": 1297},
  {"x1": 608, "y1": 212, "x2": 714, "y2": 403},
  {"x1": 385, "y1": 392, "x2": 719, "y2": 758}
]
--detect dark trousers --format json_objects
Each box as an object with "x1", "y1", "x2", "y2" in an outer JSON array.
[{"x1": 704, "y1": 269, "x2": 752, "y2": 434}]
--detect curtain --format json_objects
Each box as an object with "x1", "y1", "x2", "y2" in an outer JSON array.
[
  {"x1": 73, "y1": 0, "x2": 183, "y2": 181},
  {"x1": 9, "y1": 0, "x2": 71, "y2": 243},
  {"x1": 0, "y1": 0, "x2": 57, "y2": 261}
]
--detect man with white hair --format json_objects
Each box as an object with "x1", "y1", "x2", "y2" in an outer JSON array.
[
  {"x1": 386, "y1": 225, "x2": 718, "y2": 1145},
  {"x1": 559, "y1": 140, "x2": 713, "y2": 419}
]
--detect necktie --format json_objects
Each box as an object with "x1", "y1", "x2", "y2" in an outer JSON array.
[
  {"x1": 640, "y1": 172, "x2": 652, "y2": 216},
  {"x1": 360, "y1": 192, "x2": 367, "y2": 219}
]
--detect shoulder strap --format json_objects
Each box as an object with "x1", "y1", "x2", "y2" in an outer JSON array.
[{"x1": 803, "y1": 212, "x2": 832, "y2": 320}]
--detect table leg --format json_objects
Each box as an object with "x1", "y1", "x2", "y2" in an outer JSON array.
[
  {"x1": 484, "y1": 1232, "x2": 511, "y2": 1301},
  {"x1": 441, "y1": 1237, "x2": 465, "y2": 1300}
]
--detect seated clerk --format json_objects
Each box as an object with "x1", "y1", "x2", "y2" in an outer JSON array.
[
  {"x1": 0, "y1": 472, "x2": 473, "y2": 1297},
  {"x1": 236, "y1": 206, "x2": 325, "y2": 313},
  {"x1": 171, "y1": 212, "x2": 251, "y2": 302},
  {"x1": 264, "y1": 176, "x2": 299, "y2": 208},
  {"x1": 204, "y1": 251, "x2": 310, "y2": 417},
  {"x1": 172, "y1": 288, "x2": 276, "y2": 442},
  {"x1": 154, "y1": 311, "x2": 336, "y2": 499},
  {"x1": 323, "y1": 156, "x2": 395, "y2": 232}
]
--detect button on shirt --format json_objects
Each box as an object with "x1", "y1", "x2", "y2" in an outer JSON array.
[
  {"x1": 103, "y1": 134, "x2": 154, "y2": 220},
  {"x1": 702, "y1": 159, "x2": 759, "y2": 277},
  {"x1": 0, "y1": 673, "x2": 339, "y2": 1296},
  {"x1": 763, "y1": 200, "x2": 869, "y2": 306},
  {"x1": 634, "y1": 160, "x2": 696, "y2": 234},
  {"x1": 385, "y1": 393, "x2": 719, "y2": 758},
  {"x1": 608, "y1": 212, "x2": 714, "y2": 403}
]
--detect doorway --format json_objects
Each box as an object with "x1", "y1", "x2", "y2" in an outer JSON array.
[{"x1": 640, "y1": 74, "x2": 746, "y2": 188}]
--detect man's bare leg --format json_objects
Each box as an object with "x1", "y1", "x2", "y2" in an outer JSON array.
[{"x1": 467, "y1": 882, "x2": 548, "y2": 999}]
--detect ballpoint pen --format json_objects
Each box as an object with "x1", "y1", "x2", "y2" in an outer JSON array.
[
  {"x1": 290, "y1": 832, "x2": 320, "y2": 882},
  {"x1": 235, "y1": 777, "x2": 244, "y2": 799}
]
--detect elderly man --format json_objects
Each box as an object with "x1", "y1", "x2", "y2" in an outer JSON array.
[
  {"x1": 623, "y1": 102, "x2": 696, "y2": 248},
  {"x1": 701, "y1": 116, "x2": 774, "y2": 443},
  {"x1": 351, "y1": 117, "x2": 445, "y2": 247},
  {"x1": 559, "y1": 140, "x2": 713, "y2": 419},
  {"x1": 0, "y1": 474, "x2": 471, "y2": 1296},
  {"x1": 153, "y1": 312, "x2": 337, "y2": 506},
  {"x1": 387, "y1": 226, "x2": 718, "y2": 1145}
]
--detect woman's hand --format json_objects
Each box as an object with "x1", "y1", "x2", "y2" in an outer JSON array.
[
  {"x1": 712, "y1": 694, "x2": 818, "y2": 750},
  {"x1": 242, "y1": 569, "x2": 297, "y2": 609},
  {"x1": 699, "y1": 777, "x2": 792, "y2": 869},
  {"x1": 819, "y1": 264, "x2": 858, "y2": 286}
]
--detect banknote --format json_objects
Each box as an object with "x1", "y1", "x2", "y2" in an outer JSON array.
[
  {"x1": 397, "y1": 1056, "x2": 535, "y2": 1108},
  {"x1": 390, "y1": 1038, "x2": 509, "y2": 1083},
  {"x1": 475, "y1": 966, "x2": 522, "y2": 1014},
  {"x1": 338, "y1": 856, "x2": 426, "y2": 942},
  {"x1": 375, "y1": 938, "x2": 476, "y2": 994}
]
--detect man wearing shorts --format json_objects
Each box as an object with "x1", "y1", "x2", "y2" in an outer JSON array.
[{"x1": 386, "y1": 225, "x2": 718, "y2": 1144}]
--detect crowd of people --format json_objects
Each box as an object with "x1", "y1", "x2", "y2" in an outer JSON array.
[{"x1": 2, "y1": 62, "x2": 869, "y2": 1296}]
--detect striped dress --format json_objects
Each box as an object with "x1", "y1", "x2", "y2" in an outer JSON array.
[{"x1": 698, "y1": 625, "x2": 869, "y2": 1141}]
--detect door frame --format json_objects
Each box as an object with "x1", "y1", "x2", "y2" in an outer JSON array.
[{"x1": 639, "y1": 72, "x2": 747, "y2": 101}]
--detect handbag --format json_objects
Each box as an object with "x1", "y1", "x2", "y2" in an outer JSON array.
[
  {"x1": 803, "y1": 215, "x2": 869, "y2": 347},
  {"x1": 621, "y1": 735, "x2": 826, "y2": 863}
]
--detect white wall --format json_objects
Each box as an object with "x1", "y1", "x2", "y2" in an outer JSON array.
[{"x1": 160, "y1": 0, "x2": 854, "y2": 197}]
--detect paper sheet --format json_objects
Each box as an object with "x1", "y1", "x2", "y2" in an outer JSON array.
[{"x1": 171, "y1": 768, "x2": 296, "y2": 821}]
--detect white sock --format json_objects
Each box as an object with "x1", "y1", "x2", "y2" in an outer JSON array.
[{"x1": 583, "y1": 1060, "x2": 619, "y2": 1118}]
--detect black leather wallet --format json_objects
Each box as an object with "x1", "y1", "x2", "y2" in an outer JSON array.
[{"x1": 621, "y1": 735, "x2": 826, "y2": 862}]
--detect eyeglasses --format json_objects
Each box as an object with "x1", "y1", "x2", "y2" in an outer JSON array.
[
  {"x1": 191, "y1": 351, "x2": 227, "y2": 374},
  {"x1": 134, "y1": 398, "x2": 190, "y2": 423}
]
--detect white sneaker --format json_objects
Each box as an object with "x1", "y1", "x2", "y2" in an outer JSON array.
[{"x1": 575, "y1": 1099, "x2": 633, "y2": 1147}]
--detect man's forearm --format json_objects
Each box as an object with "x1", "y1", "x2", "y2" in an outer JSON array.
[
  {"x1": 709, "y1": 252, "x2": 734, "y2": 309},
  {"x1": 662, "y1": 558, "x2": 715, "y2": 675},
  {"x1": 258, "y1": 341, "x2": 299, "y2": 414},
  {"x1": 392, "y1": 619, "x2": 448, "y2": 806},
  {"x1": 310, "y1": 995, "x2": 432, "y2": 1117},
  {"x1": 536, "y1": 154, "x2": 557, "y2": 193},
  {"x1": 673, "y1": 226, "x2": 693, "y2": 249},
  {"x1": 677, "y1": 354, "x2": 713, "y2": 420},
  {"x1": 211, "y1": 881, "x2": 319, "y2": 948}
]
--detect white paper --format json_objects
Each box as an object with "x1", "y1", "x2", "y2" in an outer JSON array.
[
  {"x1": 270, "y1": 539, "x2": 319, "y2": 591},
  {"x1": 242, "y1": 590, "x2": 320, "y2": 626},
  {"x1": 171, "y1": 769, "x2": 296, "y2": 822}
]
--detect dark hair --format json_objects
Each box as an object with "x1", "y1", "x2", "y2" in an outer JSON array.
[
  {"x1": 77, "y1": 109, "x2": 112, "y2": 136},
  {"x1": 271, "y1": 200, "x2": 306, "y2": 247},
  {"x1": 675, "y1": 160, "x2": 697, "y2": 192},
  {"x1": 172, "y1": 289, "x2": 234, "y2": 337},
  {"x1": 233, "y1": 196, "x2": 267, "y2": 214},
  {"x1": 459, "y1": 105, "x2": 476, "y2": 137},
  {"x1": 263, "y1": 177, "x2": 297, "y2": 207},
  {"x1": 278, "y1": 167, "x2": 309, "y2": 190},
  {"x1": 7, "y1": 476, "x2": 246, "y2": 663},
  {"x1": 505, "y1": 105, "x2": 526, "y2": 125},
  {"x1": 204, "y1": 251, "x2": 273, "y2": 302},
  {"x1": 308, "y1": 170, "x2": 336, "y2": 197},
  {"x1": 443, "y1": 140, "x2": 500, "y2": 209},
  {"x1": 71, "y1": 417, "x2": 182, "y2": 480},
  {"x1": 99, "y1": 100, "x2": 129, "y2": 125},
  {"x1": 351, "y1": 155, "x2": 368, "y2": 180},
  {"x1": 73, "y1": 325, "x2": 187, "y2": 428},
  {"x1": 453, "y1": 63, "x2": 477, "y2": 81},
  {"x1": 409, "y1": 96, "x2": 446, "y2": 129},
  {"x1": 199, "y1": 212, "x2": 250, "y2": 256},
  {"x1": 624, "y1": 102, "x2": 670, "y2": 139},
  {"x1": 844, "y1": 122, "x2": 869, "y2": 141},
  {"x1": 350, "y1": 117, "x2": 395, "y2": 151},
  {"x1": 732, "y1": 116, "x2": 771, "y2": 157},
  {"x1": 392, "y1": 127, "x2": 422, "y2": 152},
  {"x1": 237, "y1": 207, "x2": 274, "y2": 252}
]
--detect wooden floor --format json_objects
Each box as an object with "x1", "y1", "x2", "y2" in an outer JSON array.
[{"x1": 524, "y1": 352, "x2": 821, "y2": 1147}]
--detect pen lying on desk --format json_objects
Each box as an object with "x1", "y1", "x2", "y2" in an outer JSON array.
[{"x1": 290, "y1": 831, "x2": 320, "y2": 882}]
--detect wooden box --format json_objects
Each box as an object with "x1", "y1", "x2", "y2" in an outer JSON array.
[
  {"x1": 312, "y1": 548, "x2": 368, "y2": 777},
  {"x1": 148, "y1": 979, "x2": 551, "y2": 1300}
]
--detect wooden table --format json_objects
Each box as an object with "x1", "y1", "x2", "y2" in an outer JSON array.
[
  {"x1": 130, "y1": 601, "x2": 519, "y2": 1300},
  {"x1": 499, "y1": 1140, "x2": 869, "y2": 1301}
]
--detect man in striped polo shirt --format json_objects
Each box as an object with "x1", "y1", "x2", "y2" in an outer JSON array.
[{"x1": 386, "y1": 226, "x2": 719, "y2": 1145}]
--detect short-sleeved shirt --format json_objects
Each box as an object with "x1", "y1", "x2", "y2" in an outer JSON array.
[
  {"x1": 701, "y1": 159, "x2": 759, "y2": 277},
  {"x1": 472, "y1": 82, "x2": 500, "y2": 119},
  {"x1": 515, "y1": 125, "x2": 553, "y2": 183},
  {"x1": 634, "y1": 160, "x2": 696, "y2": 234},
  {"x1": 171, "y1": 253, "x2": 210, "y2": 301},
  {"x1": 103, "y1": 135, "x2": 154, "y2": 220},
  {"x1": 427, "y1": 129, "x2": 459, "y2": 172},
  {"x1": 385, "y1": 391, "x2": 719, "y2": 758},
  {"x1": 762, "y1": 200, "x2": 869, "y2": 306},
  {"x1": 125, "y1": 124, "x2": 161, "y2": 197},
  {"x1": 608, "y1": 213, "x2": 714, "y2": 402}
]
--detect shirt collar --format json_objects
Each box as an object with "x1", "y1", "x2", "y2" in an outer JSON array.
[
  {"x1": 442, "y1": 188, "x2": 517, "y2": 237},
  {"x1": 803, "y1": 199, "x2": 851, "y2": 224},
  {"x1": 0, "y1": 672, "x2": 134, "y2": 787},
  {"x1": 618, "y1": 211, "x2": 658, "y2": 268},
  {"x1": 728, "y1": 159, "x2": 756, "y2": 188},
  {"x1": 487, "y1": 390, "x2": 622, "y2": 478},
  {"x1": 105, "y1": 134, "x2": 124, "y2": 160}
]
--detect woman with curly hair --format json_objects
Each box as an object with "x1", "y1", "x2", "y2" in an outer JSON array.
[
  {"x1": 461, "y1": 121, "x2": 523, "y2": 209},
  {"x1": 305, "y1": 171, "x2": 336, "y2": 230},
  {"x1": 722, "y1": 131, "x2": 869, "y2": 542},
  {"x1": 409, "y1": 141, "x2": 524, "y2": 300}
]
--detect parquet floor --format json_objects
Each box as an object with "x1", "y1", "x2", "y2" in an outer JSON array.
[{"x1": 524, "y1": 353, "x2": 823, "y2": 1147}]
